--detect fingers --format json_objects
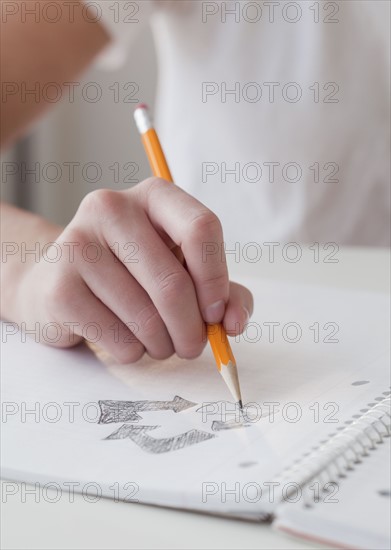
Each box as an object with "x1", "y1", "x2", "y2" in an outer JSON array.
[
  {"x1": 136, "y1": 178, "x2": 229, "y2": 324},
  {"x1": 43, "y1": 184, "x2": 253, "y2": 363},
  {"x1": 46, "y1": 273, "x2": 145, "y2": 364},
  {"x1": 75, "y1": 245, "x2": 175, "y2": 360},
  {"x1": 86, "y1": 193, "x2": 206, "y2": 359},
  {"x1": 223, "y1": 282, "x2": 254, "y2": 336}
]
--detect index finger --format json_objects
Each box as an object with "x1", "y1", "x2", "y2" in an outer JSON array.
[{"x1": 136, "y1": 178, "x2": 229, "y2": 324}]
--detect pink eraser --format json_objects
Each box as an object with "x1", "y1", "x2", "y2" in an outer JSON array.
[{"x1": 135, "y1": 103, "x2": 149, "y2": 111}]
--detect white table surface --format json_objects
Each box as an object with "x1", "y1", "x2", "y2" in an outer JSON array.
[{"x1": 1, "y1": 246, "x2": 389, "y2": 550}]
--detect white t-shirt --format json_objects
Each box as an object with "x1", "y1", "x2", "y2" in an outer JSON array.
[{"x1": 95, "y1": 0, "x2": 390, "y2": 247}]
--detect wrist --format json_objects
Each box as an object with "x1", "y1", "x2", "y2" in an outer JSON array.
[{"x1": 1, "y1": 211, "x2": 63, "y2": 322}]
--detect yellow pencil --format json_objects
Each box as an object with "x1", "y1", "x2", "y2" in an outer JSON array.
[{"x1": 134, "y1": 104, "x2": 243, "y2": 408}]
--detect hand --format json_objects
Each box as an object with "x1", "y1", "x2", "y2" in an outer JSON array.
[{"x1": 18, "y1": 179, "x2": 253, "y2": 363}]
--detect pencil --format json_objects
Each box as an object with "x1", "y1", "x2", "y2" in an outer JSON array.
[{"x1": 134, "y1": 104, "x2": 243, "y2": 409}]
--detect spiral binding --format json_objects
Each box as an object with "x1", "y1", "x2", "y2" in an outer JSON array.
[{"x1": 273, "y1": 394, "x2": 391, "y2": 507}]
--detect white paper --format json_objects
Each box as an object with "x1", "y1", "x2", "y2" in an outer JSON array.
[
  {"x1": 274, "y1": 436, "x2": 391, "y2": 549},
  {"x1": 1, "y1": 279, "x2": 389, "y2": 518}
]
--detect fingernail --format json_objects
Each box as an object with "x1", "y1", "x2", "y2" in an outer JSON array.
[{"x1": 204, "y1": 300, "x2": 225, "y2": 323}]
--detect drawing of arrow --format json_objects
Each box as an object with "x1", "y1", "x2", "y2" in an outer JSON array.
[
  {"x1": 98, "y1": 396, "x2": 197, "y2": 424},
  {"x1": 105, "y1": 424, "x2": 215, "y2": 454},
  {"x1": 211, "y1": 420, "x2": 251, "y2": 431},
  {"x1": 98, "y1": 400, "x2": 142, "y2": 424}
]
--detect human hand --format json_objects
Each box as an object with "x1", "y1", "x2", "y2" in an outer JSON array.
[{"x1": 18, "y1": 178, "x2": 253, "y2": 363}]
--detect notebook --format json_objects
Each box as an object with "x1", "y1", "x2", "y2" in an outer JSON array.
[{"x1": 1, "y1": 279, "x2": 390, "y2": 549}]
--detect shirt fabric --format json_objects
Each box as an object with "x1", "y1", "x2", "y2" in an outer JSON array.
[{"x1": 94, "y1": 0, "x2": 390, "y2": 247}]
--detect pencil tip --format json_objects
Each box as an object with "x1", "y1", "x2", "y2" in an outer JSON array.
[{"x1": 238, "y1": 400, "x2": 243, "y2": 410}]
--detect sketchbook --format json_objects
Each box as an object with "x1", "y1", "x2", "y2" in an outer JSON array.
[{"x1": 1, "y1": 279, "x2": 390, "y2": 549}]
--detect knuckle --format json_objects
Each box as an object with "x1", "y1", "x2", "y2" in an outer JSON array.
[
  {"x1": 60, "y1": 226, "x2": 87, "y2": 252},
  {"x1": 156, "y1": 268, "x2": 190, "y2": 302},
  {"x1": 202, "y1": 271, "x2": 228, "y2": 290},
  {"x1": 138, "y1": 177, "x2": 167, "y2": 200},
  {"x1": 79, "y1": 189, "x2": 121, "y2": 221},
  {"x1": 135, "y1": 304, "x2": 161, "y2": 337},
  {"x1": 188, "y1": 210, "x2": 222, "y2": 241}
]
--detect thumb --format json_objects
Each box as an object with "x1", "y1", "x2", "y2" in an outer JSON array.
[{"x1": 223, "y1": 281, "x2": 254, "y2": 336}]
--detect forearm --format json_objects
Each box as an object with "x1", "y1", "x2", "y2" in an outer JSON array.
[
  {"x1": 0, "y1": 0, "x2": 110, "y2": 149},
  {"x1": 0, "y1": 202, "x2": 62, "y2": 320}
]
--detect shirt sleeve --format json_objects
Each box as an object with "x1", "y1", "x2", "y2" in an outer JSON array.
[{"x1": 84, "y1": 0, "x2": 155, "y2": 70}]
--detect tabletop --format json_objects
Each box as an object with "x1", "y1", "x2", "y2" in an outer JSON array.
[{"x1": 1, "y1": 246, "x2": 389, "y2": 550}]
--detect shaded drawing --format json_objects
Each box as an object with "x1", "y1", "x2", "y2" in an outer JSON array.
[
  {"x1": 196, "y1": 401, "x2": 242, "y2": 414},
  {"x1": 211, "y1": 420, "x2": 251, "y2": 431},
  {"x1": 352, "y1": 381, "x2": 370, "y2": 386},
  {"x1": 98, "y1": 395, "x2": 197, "y2": 424},
  {"x1": 196, "y1": 401, "x2": 265, "y2": 427},
  {"x1": 105, "y1": 424, "x2": 215, "y2": 454},
  {"x1": 98, "y1": 401, "x2": 142, "y2": 424},
  {"x1": 99, "y1": 396, "x2": 258, "y2": 453}
]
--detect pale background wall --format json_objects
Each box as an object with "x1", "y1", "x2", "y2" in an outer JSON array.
[{"x1": 1, "y1": 27, "x2": 157, "y2": 226}]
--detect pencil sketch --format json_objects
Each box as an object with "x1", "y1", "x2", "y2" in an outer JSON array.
[
  {"x1": 98, "y1": 401, "x2": 142, "y2": 424},
  {"x1": 195, "y1": 401, "x2": 243, "y2": 415},
  {"x1": 98, "y1": 395, "x2": 197, "y2": 424},
  {"x1": 99, "y1": 395, "x2": 255, "y2": 453},
  {"x1": 105, "y1": 424, "x2": 215, "y2": 453},
  {"x1": 196, "y1": 401, "x2": 256, "y2": 430},
  {"x1": 211, "y1": 420, "x2": 251, "y2": 431}
]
